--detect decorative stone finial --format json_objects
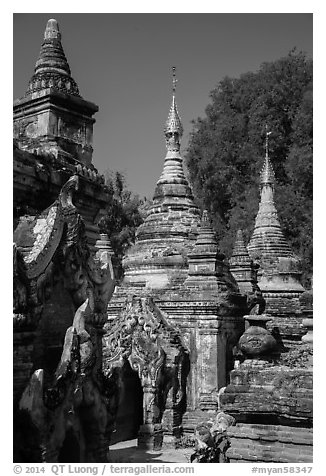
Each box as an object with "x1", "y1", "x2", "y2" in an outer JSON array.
[
  {"x1": 44, "y1": 19, "x2": 61, "y2": 40},
  {"x1": 265, "y1": 124, "x2": 271, "y2": 157},
  {"x1": 172, "y1": 66, "x2": 178, "y2": 95},
  {"x1": 164, "y1": 67, "x2": 183, "y2": 148},
  {"x1": 238, "y1": 314, "x2": 278, "y2": 360},
  {"x1": 260, "y1": 126, "x2": 275, "y2": 187}
]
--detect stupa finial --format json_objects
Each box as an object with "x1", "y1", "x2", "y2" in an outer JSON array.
[
  {"x1": 265, "y1": 124, "x2": 271, "y2": 158},
  {"x1": 44, "y1": 18, "x2": 61, "y2": 40},
  {"x1": 26, "y1": 18, "x2": 80, "y2": 97},
  {"x1": 260, "y1": 125, "x2": 275, "y2": 186},
  {"x1": 164, "y1": 67, "x2": 183, "y2": 146},
  {"x1": 172, "y1": 66, "x2": 178, "y2": 96}
]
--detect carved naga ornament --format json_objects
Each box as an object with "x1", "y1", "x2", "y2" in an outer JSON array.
[{"x1": 15, "y1": 175, "x2": 116, "y2": 462}]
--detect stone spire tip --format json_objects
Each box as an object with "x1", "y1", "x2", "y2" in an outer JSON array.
[
  {"x1": 260, "y1": 154, "x2": 275, "y2": 187},
  {"x1": 26, "y1": 17, "x2": 80, "y2": 97},
  {"x1": 164, "y1": 67, "x2": 183, "y2": 139},
  {"x1": 265, "y1": 124, "x2": 272, "y2": 158},
  {"x1": 260, "y1": 126, "x2": 275, "y2": 186},
  {"x1": 172, "y1": 66, "x2": 177, "y2": 96},
  {"x1": 44, "y1": 18, "x2": 61, "y2": 40}
]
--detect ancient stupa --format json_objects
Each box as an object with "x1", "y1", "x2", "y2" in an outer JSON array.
[
  {"x1": 106, "y1": 71, "x2": 247, "y2": 432},
  {"x1": 14, "y1": 18, "x2": 98, "y2": 166},
  {"x1": 248, "y1": 132, "x2": 304, "y2": 308},
  {"x1": 13, "y1": 19, "x2": 109, "y2": 248},
  {"x1": 247, "y1": 128, "x2": 305, "y2": 326},
  {"x1": 121, "y1": 67, "x2": 201, "y2": 290}
]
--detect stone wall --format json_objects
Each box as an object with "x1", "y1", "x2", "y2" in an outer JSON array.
[{"x1": 227, "y1": 424, "x2": 312, "y2": 463}]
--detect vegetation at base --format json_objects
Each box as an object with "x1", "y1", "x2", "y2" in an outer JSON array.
[
  {"x1": 99, "y1": 170, "x2": 146, "y2": 281},
  {"x1": 185, "y1": 50, "x2": 312, "y2": 286}
]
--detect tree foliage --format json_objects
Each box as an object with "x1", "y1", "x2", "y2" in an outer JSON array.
[
  {"x1": 99, "y1": 170, "x2": 144, "y2": 281},
  {"x1": 185, "y1": 50, "x2": 312, "y2": 286}
]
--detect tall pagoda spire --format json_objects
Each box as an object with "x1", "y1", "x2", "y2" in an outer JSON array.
[
  {"x1": 26, "y1": 19, "x2": 80, "y2": 97},
  {"x1": 247, "y1": 127, "x2": 304, "y2": 320},
  {"x1": 247, "y1": 127, "x2": 292, "y2": 259},
  {"x1": 121, "y1": 68, "x2": 200, "y2": 289},
  {"x1": 150, "y1": 67, "x2": 196, "y2": 211},
  {"x1": 14, "y1": 18, "x2": 98, "y2": 166}
]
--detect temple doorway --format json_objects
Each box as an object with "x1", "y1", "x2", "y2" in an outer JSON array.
[
  {"x1": 58, "y1": 428, "x2": 81, "y2": 463},
  {"x1": 111, "y1": 360, "x2": 143, "y2": 444}
]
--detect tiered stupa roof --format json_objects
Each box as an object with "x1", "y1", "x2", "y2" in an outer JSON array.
[
  {"x1": 183, "y1": 210, "x2": 239, "y2": 293},
  {"x1": 14, "y1": 19, "x2": 98, "y2": 166},
  {"x1": 26, "y1": 19, "x2": 80, "y2": 97},
  {"x1": 122, "y1": 68, "x2": 200, "y2": 289},
  {"x1": 247, "y1": 130, "x2": 293, "y2": 260},
  {"x1": 247, "y1": 128, "x2": 304, "y2": 319},
  {"x1": 229, "y1": 230, "x2": 257, "y2": 293},
  {"x1": 13, "y1": 19, "x2": 106, "y2": 249},
  {"x1": 230, "y1": 230, "x2": 251, "y2": 265}
]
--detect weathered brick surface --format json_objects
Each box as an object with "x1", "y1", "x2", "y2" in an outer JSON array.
[
  {"x1": 226, "y1": 423, "x2": 312, "y2": 463},
  {"x1": 221, "y1": 365, "x2": 313, "y2": 423}
]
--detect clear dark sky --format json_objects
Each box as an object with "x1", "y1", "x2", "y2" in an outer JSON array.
[{"x1": 13, "y1": 13, "x2": 312, "y2": 198}]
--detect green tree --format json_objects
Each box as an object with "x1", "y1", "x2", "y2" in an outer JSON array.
[{"x1": 185, "y1": 50, "x2": 312, "y2": 286}]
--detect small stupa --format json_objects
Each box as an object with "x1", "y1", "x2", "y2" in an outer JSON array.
[{"x1": 247, "y1": 127, "x2": 305, "y2": 326}]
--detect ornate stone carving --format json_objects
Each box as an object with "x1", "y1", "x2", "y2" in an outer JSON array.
[
  {"x1": 238, "y1": 315, "x2": 278, "y2": 360},
  {"x1": 25, "y1": 20, "x2": 80, "y2": 98},
  {"x1": 103, "y1": 296, "x2": 190, "y2": 449},
  {"x1": 14, "y1": 175, "x2": 115, "y2": 462}
]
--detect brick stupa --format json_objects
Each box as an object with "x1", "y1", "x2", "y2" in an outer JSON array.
[
  {"x1": 122, "y1": 67, "x2": 201, "y2": 290},
  {"x1": 247, "y1": 130, "x2": 305, "y2": 341},
  {"x1": 13, "y1": 19, "x2": 109, "y2": 248},
  {"x1": 106, "y1": 73, "x2": 247, "y2": 437}
]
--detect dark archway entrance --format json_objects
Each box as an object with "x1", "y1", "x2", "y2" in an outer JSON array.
[
  {"x1": 58, "y1": 428, "x2": 81, "y2": 463},
  {"x1": 111, "y1": 361, "x2": 143, "y2": 445}
]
